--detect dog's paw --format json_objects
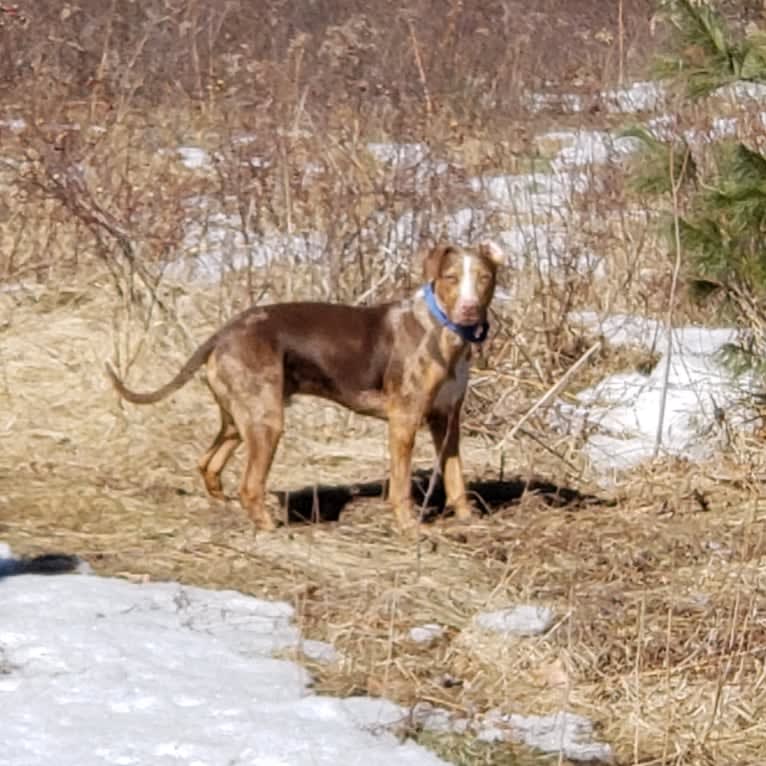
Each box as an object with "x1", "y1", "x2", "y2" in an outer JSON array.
[
  {"x1": 391, "y1": 507, "x2": 419, "y2": 537},
  {"x1": 450, "y1": 502, "x2": 478, "y2": 522}
]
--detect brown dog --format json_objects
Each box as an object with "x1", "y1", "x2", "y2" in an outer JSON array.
[{"x1": 106, "y1": 241, "x2": 503, "y2": 530}]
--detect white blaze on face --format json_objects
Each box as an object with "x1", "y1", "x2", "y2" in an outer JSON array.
[{"x1": 458, "y1": 254, "x2": 478, "y2": 306}]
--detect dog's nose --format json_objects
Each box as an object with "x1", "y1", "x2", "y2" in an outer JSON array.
[{"x1": 456, "y1": 300, "x2": 480, "y2": 321}]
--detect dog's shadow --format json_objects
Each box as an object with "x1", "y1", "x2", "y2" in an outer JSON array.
[{"x1": 271, "y1": 469, "x2": 604, "y2": 525}]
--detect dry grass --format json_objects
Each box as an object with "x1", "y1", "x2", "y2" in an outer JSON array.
[{"x1": 2, "y1": 273, "x2": 766, "y2": 766}]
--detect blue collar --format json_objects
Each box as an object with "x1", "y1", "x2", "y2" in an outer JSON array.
[{"x1": 422, "y1": 283, "x2": 489, "y2": 343}]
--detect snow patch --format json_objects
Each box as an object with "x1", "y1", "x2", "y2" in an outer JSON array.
[
  {"x1": 479, "y1": 710, "x2": 612, "y2": 763},
  {"x1": 177, "y1": 146, "x2": 212, "y2": 170},
  {"x1": 367, "y1": 142, "x2": 429, "y2": 167},
  {"x1": 408, "y1": 624, "x2": 445, "y2": 644},
  {"x1": 496, "y1": 224, "x2": 602, "y2": 276},
  {"x1": 561, "y1": 313, "x2": 758, "y2": 475},
  {"x1": 366, "y1": 142, "x2": 448, "y2": 184},
  {"x1": 603, "y1": 80, "x2": 665, "y2": 114},
  {"x1": 550, "y1": 130, "x2": 638, "y2": 173},
  {"x1": 166, "y1": 109, "x2": 650, "y2": 284},
  {"x1": 474, "y1": 606, "x2": 555, "y2": 637},
  {"x1": 470, "y1": 172, "x2": 578, "y2": 215},
  {"x1": 526, "y1": 80, "x2": 664, "y2": 116},
  {"x1": 411, "y1": 702, "x2": 470, "y2": 735},
  {"x1": 717, "y1": 81, "x2": 766, "y2": 103},
  {"x1": 300, "y1": 639, "x2": 342, "y2": 664},
  {"x1": 646, "y1": 113, "x2": 677, "y2": 140},
  {"x1": 166, "y1": 202, "x2": 326, "y2": 283},
  {"x1": 0, "y1": 117, "x2": 26, "y2": 132},
  {"x1": 2, "y1": 572, "x2": 446, "y2": 766},
  {"x1": 465, "y1": 128, "x2": 637, "y2": 276},
  {"x1": 525, "y1": 91, "x2": 586, "y2": 114},
  {"x1": 709, "y1": 116, "x2": 738, "y2": 140}
]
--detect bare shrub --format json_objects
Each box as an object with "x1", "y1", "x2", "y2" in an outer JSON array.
[{"x1": 2, "y1": 1, "x2": 657, "y2": 122}]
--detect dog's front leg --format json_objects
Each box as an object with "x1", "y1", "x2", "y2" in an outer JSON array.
[
  {"x1": 428, "y1": 405, "x2": 472, "y2": 520},
  {"x1": 387, "y1": 408, "x2": 420, "y2": 532}
]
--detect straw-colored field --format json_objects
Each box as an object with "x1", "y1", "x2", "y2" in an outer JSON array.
[
  {"x1": 3, "y1": 274, "x2": 766, "y2": 765},
  {"x1": 4, "y1": 1, "x2": 766, "y2": 763}
]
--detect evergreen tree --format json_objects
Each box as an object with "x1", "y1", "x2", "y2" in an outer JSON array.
[{"x1": 627, "y1": 0, "x2": 766, "y2": 365}]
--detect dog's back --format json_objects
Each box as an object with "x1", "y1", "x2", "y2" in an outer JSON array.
[{"x1": 221, "y1": 301, "x2": 403, "y2": 411}]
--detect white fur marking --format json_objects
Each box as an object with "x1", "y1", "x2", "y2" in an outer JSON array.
[{"x1": 459, "y1": 255, "x2": 477, "y2": 304}]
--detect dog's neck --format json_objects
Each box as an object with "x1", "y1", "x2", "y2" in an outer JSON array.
[{"x1": 407, "y1": 288, "x2": 475, "y2": 368}]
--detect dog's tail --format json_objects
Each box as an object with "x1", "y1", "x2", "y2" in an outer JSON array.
[
  {"x1": 0, "y1": 553, "x2": 82, "y2": 578},
  {"x1": 105, "y1": 334, "x2": 219, "y2": 405}
]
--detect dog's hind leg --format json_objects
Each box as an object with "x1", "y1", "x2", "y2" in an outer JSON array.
[
  {"x1": 233, "y1": 384, "x2": 284, "y2": 530},
  {"x1": 198, "y1": 405, "x2": 241, "y2": 499}
]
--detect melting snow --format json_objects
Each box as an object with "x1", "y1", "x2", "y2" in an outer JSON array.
[
  {"x1": 561, "y1": 313, "x2": 758, "y2": 475},
  {"x1": 465, "y1": 128, "x2": 636, "y2": 273},
  {"x1": 165, "y1": 203, "x2": 326, "y2": 283},
  {"x1": 717, "y1": 81, "x2": 766, "y2": 103},
  {"x1": 470, "y1": 172, "x2": 578, "y2": 215},
  {"x1": 550, "y1": 130, "x2": 638, "y2": 172},
  {"x1": 1, "y1": 568, "x2": 446, "y2": 766},
  {"x1": 366, "y1": 142, "x2": 448, "y2": 184},
  {"x1": 165, "y1": 83, "x2": 665, "y2": 281},
  {"x1": 525, "y1": 91, "x2": 586, "y2": 114},
  {"x1": 525, "y1": 80, "x2": 664, "y2": 116},
  {"x1": 496, "y1": 223, "x2": 602, "y2": 276},
  {"x1": 708, "y1": 116, "x2": 739, "y2": 140},
  {"x1": 602, "y1": 80, "x2": 665, "y2": 114},
  {"x1": 479, "y1": 710, "x2": 612, "y2": 763},
  {"x1": 366, "y1": 142, "x2": 430, "y2": 167},
  {"x1": 177, "y1": 146, "x2": 213, "y2": 170},
  {"x1": 0, "y1": 117, "x2": 26, "y2": 132},
  {"x1": 408, "y1": 624, "x2": 445, "y2": 644},
  {"x1": 474, "y1": 606, "x2": 556, "y2": 637},
  {"x1": 300, "y1": 639, "x2": 342, "y2": 664}
]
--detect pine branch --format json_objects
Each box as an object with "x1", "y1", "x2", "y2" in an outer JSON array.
[
  {"x1": 654, "y1": 0, "x2": 766, "y2": 99},
  {"x1": 620, "y1": 125, "x2": 696, "y2": 195}
]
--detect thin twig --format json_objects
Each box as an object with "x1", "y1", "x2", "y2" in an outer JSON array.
[
  {"x1": 416, "y1": 407, "x2": 455, "y2": 578},
  {"x1": 654, "y1": 145, "x2": 690, "y2": 457},
  {"x1": 515, "y1": 427, "x2": 581, "y2": 475},
  {"x1": 406, "y1": 18, "x2": 433, "y2": 119},
  {"x1": 497, "y1": 340, "x2": 602, "y2": 449},
  {"x1": 618, "y1": 0, "x2": 625, "y2": 86}
]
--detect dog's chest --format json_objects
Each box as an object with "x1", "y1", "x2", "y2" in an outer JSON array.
[{"x1": 430, "y1": 354, "x2": 470, "y2": 413}]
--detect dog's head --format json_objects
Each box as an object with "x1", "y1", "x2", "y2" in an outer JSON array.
[{"x1": 422, "y1": 241, "x2": 503, "y2": 325}]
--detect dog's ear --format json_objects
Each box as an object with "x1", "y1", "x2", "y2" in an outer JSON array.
[
  {"x1": 422, "y1": 244, "x2": 452, "y2": 282},
  {"x1": 478, "y1": 240, "x2": 504, "y2": 267}
]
